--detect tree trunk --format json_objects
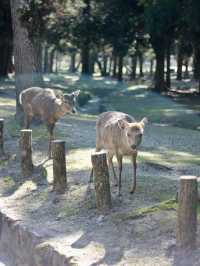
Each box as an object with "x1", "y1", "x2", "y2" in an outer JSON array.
[
  {"x1": 10, "y1": 0, "x2": 43, "y2": 123},
  {"x1": 0, "y1": 119, "x2": 4, "y2": 155},
  {"x1": 150, "y1": 59, "x2": 154, "y2": 76},
  {"x1": 43, "y1": 44, "x2": 49, "y2": 73},
  {"x1": 177, "y1": 43, "x2": 183, "y2": 81},
  {"x1": 118, "y1": 55, "x2": 123, "y2": 81},
  {"x1": 108, "y1": 56, "x2": 112, "y2": 76},
  {"x1": 193, "y1": 43, "x2": 200, "y2": 81},
  {"x1": 0, "y1": 41, "x2": 13, "y2": 77},
  {"x1": 184, "y1": 59, "x2": 189, "y2": 79},
  {"x1": 69, "y1": 52, "x2": 76, "y2": 73},
  {"x1": 49, "y1": 48, "x2": 56, "y2": 73},
  {"x1": 112, "y1": 55, "x2": 117, "y2": 77},
  {"x1": 102, "y1": 54, "x2": 108, "y2": 76},
  {"x1": 154, "y1": 47, "x2": 166, "y2": 91},
  {"x1": 166, "y1": 42, "x2": 171, "y2": 88},
  {"x1": 81, "y1": 43, "x2": 90, "y2": 75},
  {"x1": 131, "y1": 55, "x2": 137, "y2": 80},
  {"x1": 138, "y1": 52, "x2": 144, "y2": 77}
]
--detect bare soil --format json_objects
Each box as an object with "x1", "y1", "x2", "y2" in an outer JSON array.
[{"x1": 0, "y1": 76, "x2": 200, "y2": 265}]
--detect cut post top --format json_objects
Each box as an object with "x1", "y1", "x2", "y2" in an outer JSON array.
[
  {"x1": 91, "y1": 150, "x2": 108, "y2": 156},
  {"x1": 0, "y1": 119, "x2": 4, "y2": 122},
  {"x1": 52, "y1": 140, "x2": 66, "y2": 144},
  {"x1": 180, "y1": 175, "x2": 197, "y2": 180},
  {"x1": 20, "y1": 129, "x2": 32, "y2": 133}
]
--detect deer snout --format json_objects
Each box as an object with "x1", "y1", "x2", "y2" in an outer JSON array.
[
  {"x1": 131, "y1": 144, "x2": 137, "y2": 150},
  {"x1": 72, "y1": 108, "x2": 76, "y2": 114}
]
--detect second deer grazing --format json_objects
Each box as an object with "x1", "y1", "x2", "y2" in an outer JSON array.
[
  {"x1": 91, "y1": 111, "x2": 148, "y2": 196},
  {"x1": 19, "y1": 87, "x2": 80, "y2": 158}
]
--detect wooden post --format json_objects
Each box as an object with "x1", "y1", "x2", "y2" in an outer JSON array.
[
  {"x1": 91, "y1": 151, "x2": 112, "y2": 212},
  {"x1": 52, "y1": 140, "x2": 67, "y2": 194},
  {"x1": 176, "y1": 176, "x2": 197, "y2": 251},
  {"x1": 20, "y1": 129, "x2": 33, "y2": 177},
  {"x1": 0, "y1": 119, "x2": 4, "y2": 155}
]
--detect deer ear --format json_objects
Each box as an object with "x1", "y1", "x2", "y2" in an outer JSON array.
[
  {"x1": 140, "y1": 117, "x2": 148, "y2": 128},
  {"x1": 72, "y1": 90, "x2": 80, "y2": 97},
  {"x1": 118, "y1": 119, "x2": 129, "y2": 130}
]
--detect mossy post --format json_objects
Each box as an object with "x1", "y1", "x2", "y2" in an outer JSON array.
[
  {"x1": 20, "y1": 129, "x2": 33, "y2": 177},
  {"x1": 176, "y1": 176, "x2": 197, "y2": 252},
  {"x1": 0, "y1": 119, "x2": 4, "y2": 155},
  {"x1": 52, "y1": 140, "x2": 67, "y2": 194},
  {"x1": 91, "y1": 151, "x2": 112, "y2": 212}
]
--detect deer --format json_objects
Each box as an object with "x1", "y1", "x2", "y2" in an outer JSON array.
[
  {"x1": 90, "y1": 111, "x2": 148, "y2": 196},
  {"x1": 19, "y1": 87, "x2": 80, "y2": 158}
]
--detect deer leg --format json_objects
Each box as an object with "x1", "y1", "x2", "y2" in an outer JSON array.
[
  {"x1": 116, "y1": 155, "x2": 123, "y2": 196},
  {"x1": 130, "y1": 152, "x2": 137, "y2": 194},
  {"x1": 108, "y1": 154, "x2": 118, "y2": 186},
  {"x1": 47, "y1": 123, "x2": 55, "y2": 159},
  {"x1": 24, "y1": 114, "x2": 31, "y2": 129}
]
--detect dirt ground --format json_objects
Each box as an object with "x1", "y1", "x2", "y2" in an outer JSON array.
[{"x1": 0, "y1": 76, "x2": 200, "y2": 265}]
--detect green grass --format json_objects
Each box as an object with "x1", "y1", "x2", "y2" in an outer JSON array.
[
  {"x1": 112, "y1": 199, "x2": 177, "y2": 222},
  {"x1": 107, "y1": 86, "x2": 200, "y2": 129}
]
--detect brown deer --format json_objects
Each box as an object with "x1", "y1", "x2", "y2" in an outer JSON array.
[
  {"x1": 19, "y1": 87, "x2": 80, "y2": 158},
  {"x1": 91, "y1": 111, "x2": 147, "y2": 196}
]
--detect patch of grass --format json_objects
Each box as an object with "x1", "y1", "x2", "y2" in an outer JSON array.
[
  {"x1": 113, "y1": 199, "x2": 177, "y2": 221},
  {"x1": 7, "y1": 118, "x2": 21, "y2": 137},
  {"x1": 58, "y1": 205, "x2": 79, "y2": 218},
  {"x1": 3, "y1": 175, "x2": 15, "y2": 185}
]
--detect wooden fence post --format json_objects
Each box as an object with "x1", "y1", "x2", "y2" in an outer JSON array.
[
  {"x1": 176, "y1": 176, "x2": 198, "y2": 251},
  {"x1": 91, "y1": 151, "x2": 112, "y2": 212},
  {"x1": 20, "y1": 129, "x2": 33, "y2": 177},
  {"x1": 0, "y1": 119, "x2": 4, "y2": 155},
  {"x1": 52, "y1": 140, "x2": 67, "y2": 194}
]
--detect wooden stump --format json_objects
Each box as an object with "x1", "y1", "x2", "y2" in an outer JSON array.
[
  {"x1": 20, "y1": 129, "x2": 33, "y2": 177},
  {"x1": 0, "y1": 119, "x2": 4, "y2": 155},
  {"x1": 52, "y1": 140, "x2": 67, "y2": 194},
  {"x1": 91, "y1": 151, "x2": 112, "y2": 212},
  {"x1": 176, "y1": 176, "x2": 197, "y2": 252}
]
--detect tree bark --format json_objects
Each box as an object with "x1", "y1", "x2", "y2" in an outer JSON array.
[
  {"x1": 20, "y1": 129, "x2": 33, "y2": 177},
  {"x1": 193, "y1": 43, "x2": 200, "y2": 81},
  {"x1": 81, "y1": 43, "x2": 90, "y2": 75},
  {"x1": 138, "y1": 52, "x2": 144, "y2": 77},
  {"x1": 69, "y1": 52, "x2": 76, "y2": 73},
  {"x1": 0, "y1": 41, "x2": 13, "y2": 77},
  {"x1": 112, "y1": 54, "x2": 117, "y2": 77},
  {"x1": 118, "y1": 55, "x2": 123, "y2": 81},
  {"x1": 150, "y1": 59, "x2": 154, "y2": 76},
  {"x1": 177, "y1": 43, "x2": 183, "y2": 81},
  {"x1": 91, "y1": 151, "x2": 112, "y2": 212},
  {"x1": 49, "y1": 48, "x2": 56, "y2": 73},
  {"x1": 184, "y1": 59, "x2": 189, "y2": 79},
  {"x1": 0, "y1": 119, "x2": 4, "y2": 155},
  {"x1": 154, "y1": 47, "x2": 166, "y2": 91},
  {"x1": 52, "y1": 140, "x2": 67, "y2": 194},
  {"x1": 176, "y1": 176, "x2": 197, "y2": 251},
  {"x1": 10, "y1": 0, "x2": 43, "y2": 122},
  {"x1": 131, "y1": 55, "x2": 137, "y2": 80},
  {"x1": 166, "y1": 42, "x2": 171, "y2": 88}
]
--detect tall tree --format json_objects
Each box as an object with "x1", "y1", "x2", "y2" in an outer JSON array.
[
  {"x1": 143, "y1": 0, "x2": 179, "y2": 91},
  {"x1": 0, "y1": 0, "x2": 13, "y2": 78},
  {"x1": 10, "y1": 0, "x2": 43, "y2": 121}
]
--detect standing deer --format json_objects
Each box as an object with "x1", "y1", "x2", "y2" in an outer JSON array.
[
  {"x1": 19, "y1": 87, "x2": 80, "y2": 158},
  {"x1": 91, "y1": 111, "x2": 147, "y2": 196}
]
